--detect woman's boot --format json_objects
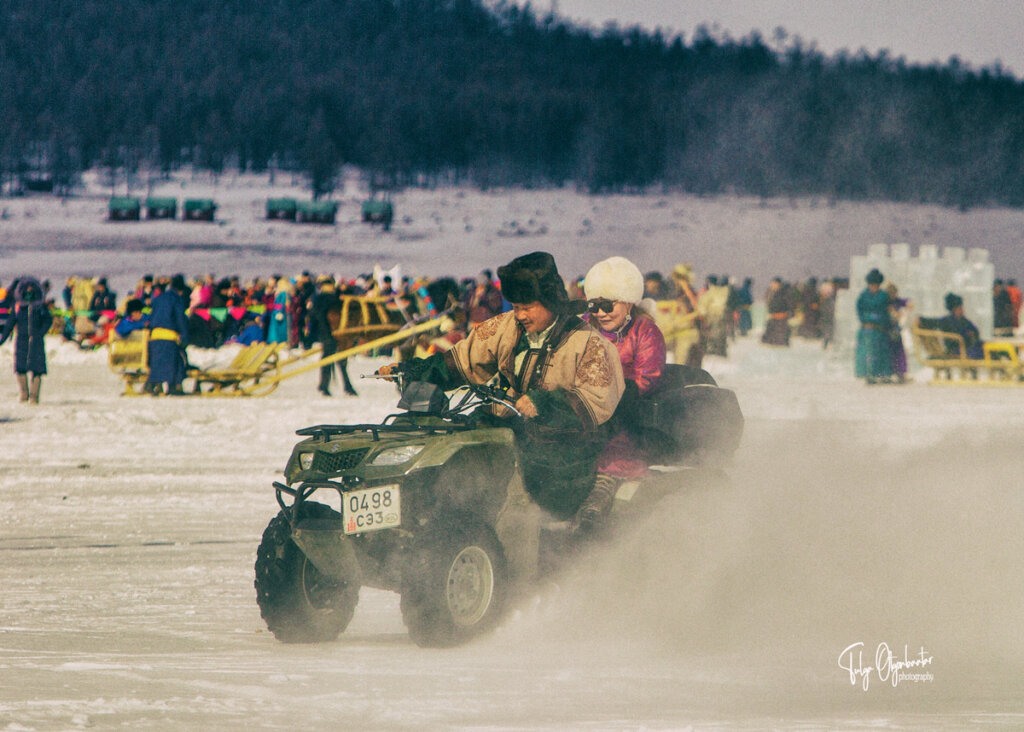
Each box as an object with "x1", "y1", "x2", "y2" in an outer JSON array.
[
  {"x1": 573, "y1": 474, "x2": 620, "y2": 534},
  {"x1": 28, "y1": 375, "x2": 41, "y2": 404},
  {"x1": 16, "y1": 373, "x2": 29, "y2": 402}
]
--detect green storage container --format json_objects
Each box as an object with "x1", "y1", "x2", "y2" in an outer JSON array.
[
  {"x1": 183, "y1": 198, "x2": 217, "y2": 221},
  {"x1": 266, "y1": 197, "x2": 298, "y2": 220},
  {"x1": 108, "y1": 196, "x2": 141, "y2": 221},
  {"x1": 296, "y1": 199, "x2": 339, "y2": 224},
  {"x1": 145, "y1": 196, "x2": 178, "y2": 219}
]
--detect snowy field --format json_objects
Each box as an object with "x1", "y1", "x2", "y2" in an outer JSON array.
[
  {"x1": 2, "y1": 175, "x2": 1024, "y2": 730},
  {"x1": 1, "y1": 334, "x2": 1023, "y2": 731}
]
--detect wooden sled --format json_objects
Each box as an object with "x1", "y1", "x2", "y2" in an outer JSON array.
[
  {"x1": 912, "y1": 318, "x2": 1023, "y2": 385},
  {"x1": 332, "y1": 295, "x2": 408, "y2": 341},
  {"x1": 108, "y1": 332, "x2": 283, "y2": 396},
  {"x1": 187, "y1": 342, "x2": 283, "y2": 396},
  {"x1": 246, "y1": 316, "x2": 449, "y2": 393},
  {"x1": 107, "y1": 330, "x2": 150, "y2": 396}
]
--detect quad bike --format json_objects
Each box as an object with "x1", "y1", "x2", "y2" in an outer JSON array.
[{"x1": 254, "y1": 364, "x2": 743, "y2": 648}]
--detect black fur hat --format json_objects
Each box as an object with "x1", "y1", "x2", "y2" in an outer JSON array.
[
  {"x1": 945, "y1": 292, "x2": 963, "y2": 311},
  {"x1": 497, "y1": 251, "x2": 568, "y2": 310},
  {"x1": 125, "y1": 298, "x2": 144, "y2": 316},
  {"x1": 16, "y1": 276, "x2": 43, "y2": 303},
  {"x1": 866, "y1": 268, "x2": 884, "y2": 285}
]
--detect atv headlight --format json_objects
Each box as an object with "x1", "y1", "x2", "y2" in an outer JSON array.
[
  {"x1": 370, "y1": 445, "x2": 425, "y2": 466},
  {"x1": 298, "y1": 452, "x2": 315, "y2": 471}
]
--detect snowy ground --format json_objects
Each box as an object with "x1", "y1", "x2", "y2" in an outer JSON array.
[
  {"x1": 1, "y1": 333, "x2": 1023, "y2": 731},
  {"x1": 2, "y1": 175, "x2": 1023, "y2": 729}
]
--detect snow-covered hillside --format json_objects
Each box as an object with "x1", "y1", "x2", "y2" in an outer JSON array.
[{"x1": 2, "y1": 170, "x2": 1024, "y2": 302}]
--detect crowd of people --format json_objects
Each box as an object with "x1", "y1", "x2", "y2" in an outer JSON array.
[
  {"x1": 2, "y1": 266, "x2": 767, "y2": 375},
  {"x1": 761, "y1": 276, "x2": 843, "y2": 349},
  {"x1": 3, "y1": 261, "x2": 1021, "y2": 402},
  {"x1": 3, "y1": 250, "x2": 1023, "y2": 539}
]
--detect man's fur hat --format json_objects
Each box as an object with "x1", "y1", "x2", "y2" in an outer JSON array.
[
  {"x1": 497, "y1": 251, "x2": 568, "y2": 310},
  {"x1": 16, "y1": 277, "x2": 43, "y2": 303},
  {"x1": 583, "y1": 256, "x2": 644, "y2": 304},
  {"x1": 124, "y1": 298, "x2": 144, "y2": 316}
]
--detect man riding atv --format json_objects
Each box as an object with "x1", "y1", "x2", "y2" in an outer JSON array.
[
  {"x1": 254, "y1": 251, "x2": 741, "y2": 648},
  {"x1": 378, "y1": 250, "x2": 625, "y2": 523}
]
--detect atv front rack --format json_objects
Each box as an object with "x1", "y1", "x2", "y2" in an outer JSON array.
[
  {"x1": 296, "y1": 417, "x2": 475, "y2": 441},
  {"x1": 273, "y1": 479, "x2": 345, "y2": 513}
]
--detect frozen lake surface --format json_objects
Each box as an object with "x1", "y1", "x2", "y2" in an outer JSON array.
[{"x1": 2, "y1": 335, "x2": 1022, "y2": 730}]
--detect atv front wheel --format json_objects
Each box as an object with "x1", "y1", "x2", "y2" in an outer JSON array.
[
  {"x1": 400, "y1": 522, "x2": 506, "y2": 647},
  {"x1": 254, "y1": 502, "x2": 359, "y2": 643}
]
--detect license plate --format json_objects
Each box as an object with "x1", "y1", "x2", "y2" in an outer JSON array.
[{"x1": 343, "y1": 485, "x2": 400, "y2": 534}]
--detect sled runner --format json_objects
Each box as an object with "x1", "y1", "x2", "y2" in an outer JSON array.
[{"x1": 188, "y1": 342, "x2": 284, "y2": 395}]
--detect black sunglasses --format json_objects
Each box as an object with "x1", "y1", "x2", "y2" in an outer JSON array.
[{"x1": 586, "y1": 299, "x2": 616, "y2": 314}]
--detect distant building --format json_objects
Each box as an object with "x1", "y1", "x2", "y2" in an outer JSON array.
[
  {"x1": 108, "y1": 196, "x2": 141, "y2": 221},
  {"x1": 361, "y1": 198, "x2": 393, "y2": 231},
  {"x1": 266, "y1": 198, "x2": 298, "y2": 221},
  {"x1": 183, "y1": 198, "x2": 217, "y2": 221},
  {"x1": 296, "y1": 200, "x2": 339, "y2": 224},
  {"x1": 146, "y1": 197, "x2": 177, "y2": 219}
]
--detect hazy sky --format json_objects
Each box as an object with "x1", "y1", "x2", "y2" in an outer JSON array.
[{"x1": 546, "y1": 0, "x2": 1024, "y2": 76}]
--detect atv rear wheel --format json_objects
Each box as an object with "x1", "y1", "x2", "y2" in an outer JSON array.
[
  {"x1": 254, "y1": 502, "x2": 359, "y2": 643},
  {"x1": 400, "y1": 522, "x2": 506, "y2": 648}
]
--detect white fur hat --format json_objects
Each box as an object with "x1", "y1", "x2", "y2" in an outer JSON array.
[{"x1": 584, "y1": 256, "x2": 644, "y2": 304}]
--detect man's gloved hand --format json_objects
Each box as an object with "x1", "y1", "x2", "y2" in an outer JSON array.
[
  {"x1": 377, "y1": 362, "x2": 401, "y2": 376},
  {"x1": 515, "y1": 394, "x2": 538, "y2": 418}
]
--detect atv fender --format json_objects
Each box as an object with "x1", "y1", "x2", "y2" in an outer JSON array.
[
  {"x1": 411, "y1": 427, "x2": 518, "y2": 469},
  {"x1": 290, "y1": 518, "x2": 365, "y2": 587}
]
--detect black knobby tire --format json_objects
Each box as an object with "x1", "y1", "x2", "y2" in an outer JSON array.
[
  {"x1": 254, "y1": 501, "x2": 359, "y2": 643},
  {"x1": 400, "y1": 522, "x2": 506, "y2": 648}
]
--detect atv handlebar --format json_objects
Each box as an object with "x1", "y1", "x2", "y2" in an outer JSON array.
[
  {"x1": 462, "y1": 382, "x2": 522, "y2": 417},
  {"x1": 362, "y1": 369, "x2": 522, "y2": 418}
]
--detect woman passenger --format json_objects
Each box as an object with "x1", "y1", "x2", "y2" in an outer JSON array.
[{"x1": 575, "y1": 256, "x2": 667, "y2": 532}]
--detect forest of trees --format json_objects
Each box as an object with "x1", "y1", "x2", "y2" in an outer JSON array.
[{"x1": 2, "y1": 0, "x2": 1024, "y2": 208}]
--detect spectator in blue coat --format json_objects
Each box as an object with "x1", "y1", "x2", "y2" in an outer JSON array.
[
  {"x1": 0, "y1": 277, "x2": 53, "y2": 403},
  {"x1": 114, "y1": 298, "x2": 150, "y2": 338},
  {"x1": 231, "y1": 314, "x2": 264, "y2": 345},
  {"x1": 145, "y1": 275, "x2": 189, "y2": 395}
]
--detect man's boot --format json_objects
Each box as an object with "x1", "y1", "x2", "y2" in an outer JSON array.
[
  {"x1": 574, "y1": 474, "x2": 620, "y2": 534},
  {"x1": 28, "y1": 375, "x2": 41, "y2": 404},
  {"x1": 16, "y1": 373, "x2": 29, "y2": 402}
]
